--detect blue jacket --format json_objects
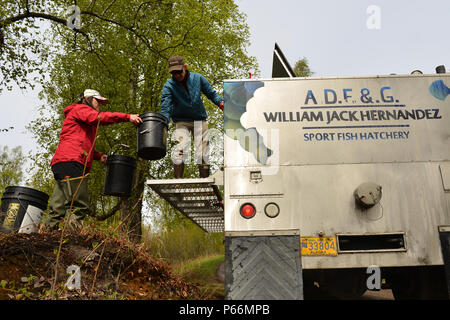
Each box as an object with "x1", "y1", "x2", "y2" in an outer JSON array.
[{"x1": 160, "y1": 71, "x2": 223, "y2": 123}]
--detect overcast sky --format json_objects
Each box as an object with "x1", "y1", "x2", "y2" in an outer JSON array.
[
  {"x1": 1, "y1": 0, "x2": 449, "y2": 178},
  {"x1": 238, "y1": 0, "x2": 449, "y2": 77}
]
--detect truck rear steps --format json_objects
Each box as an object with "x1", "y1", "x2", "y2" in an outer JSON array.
[
  {"x1": 337, "y1": 233, "x2": 406, "y2": 253},
  {"x1": 146, "y1": 177, "x2": 224, "y2": 233}
]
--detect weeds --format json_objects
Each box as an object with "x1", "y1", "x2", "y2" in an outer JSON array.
[
  {"x1": 144, "y1": 220, "x2": 224, "y2": 263},
  {"x1": 172, "y1": 254, "x2": 225, "y2": 300}
]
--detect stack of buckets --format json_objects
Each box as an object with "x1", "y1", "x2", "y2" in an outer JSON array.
[
  {"x1": 0, "y1": 186, "x2": 49, "y2": 234},
  {"x1": 104, "y1": 112, "x2": 168, "y2": 196}
]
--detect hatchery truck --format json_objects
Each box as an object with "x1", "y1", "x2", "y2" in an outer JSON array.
[{"x1": 222, "y1": 69, "x2": 450, "y2": 299}]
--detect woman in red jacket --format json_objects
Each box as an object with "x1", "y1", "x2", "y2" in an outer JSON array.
[{"x1": 44, "y1": 89, "x2": 142, "y2": 230}]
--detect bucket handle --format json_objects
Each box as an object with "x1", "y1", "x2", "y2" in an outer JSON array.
[
  {"x1": 137, "y1": 115, "x2": 167, "y2": 135},
  {"x1": 139, "y1": 126, "x2": 160, "y2": 135}
]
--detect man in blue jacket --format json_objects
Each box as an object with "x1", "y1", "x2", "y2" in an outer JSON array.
[{"x1": 161, "y1": 56, "x2": 224, "y2": 178}]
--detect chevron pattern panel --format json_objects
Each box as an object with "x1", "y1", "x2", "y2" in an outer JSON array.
[{"x1": 225, "y1": 235, "x2": 303, "y2": 300}]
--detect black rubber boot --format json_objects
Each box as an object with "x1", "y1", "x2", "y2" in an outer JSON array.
[
  {"x1": 199, "y1": 165, "x2": 210, "y2": 178},
  {"x1": 174, "y1": 163, "x2": 185, "y2": 179}
]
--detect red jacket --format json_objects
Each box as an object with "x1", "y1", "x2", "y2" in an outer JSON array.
[{"x1": 51, "y1": 104, "x2": 130, "y2": 172}]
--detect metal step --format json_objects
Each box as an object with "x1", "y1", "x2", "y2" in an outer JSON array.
[{"x1": 146, "y1": 177, "x2": 224, "y2": 233}]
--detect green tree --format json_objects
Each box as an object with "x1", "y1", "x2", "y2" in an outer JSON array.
[
  {"x1": 294, "y1": 57, "x2": 313, "y2": 77},
  {"x1": 0, "y1": 0, "x2": 64, "y2": 91},
  {"x1": 26, "y1": 0, "x2": 258, "y2": 240},
  {"x1": 0, "y1": 145, "x2": 25, "y2": 196}
]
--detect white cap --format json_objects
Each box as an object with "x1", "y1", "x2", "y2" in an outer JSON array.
[{"x1": 83, "y1": 89, "x2": 109, "y2": 105}]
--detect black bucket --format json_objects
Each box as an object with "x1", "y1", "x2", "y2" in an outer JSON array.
[
  {"x1": 0, "y1": 186, "x2": 49, "y2": 234},
  {"x1": 104, "y1": 155, "x2": 137, "y2": 197},
  {"x1": 137, "y1": 112, "x2": 168, "y2": 160}
]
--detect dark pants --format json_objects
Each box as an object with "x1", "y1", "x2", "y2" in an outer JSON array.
[
  {"x1": 51, "y1": 161, "x2": 85, "y2": 180},
  {"x1": 44, "y1": 162, "x2": 90, "y2": 229}
]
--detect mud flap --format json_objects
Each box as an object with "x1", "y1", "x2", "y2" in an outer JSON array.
[
  {"x1": 225, "y1": 232, "x2": 303, "y2": 300},
  {"x1": 439, "y1": 226, "x2": 450, "y2": 299}
]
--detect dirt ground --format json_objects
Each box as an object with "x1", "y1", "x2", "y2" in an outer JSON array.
[
  {"x1": 0, "y1": 230, "x2": 202, "y2": 300},
  {"x1": 361, "y1": 289, "x2": 394, "y2": 300}
]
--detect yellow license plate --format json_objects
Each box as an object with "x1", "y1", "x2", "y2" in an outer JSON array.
[{"x1": 301, "y1": 237, "x2": 338, "y2": 256}]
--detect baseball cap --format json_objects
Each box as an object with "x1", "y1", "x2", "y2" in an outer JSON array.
[
  {"x1": 168, "y1": 56, "x2": 184, "y2": 72},
  {"x1": 83, "y1": 89, "x2": 109, "y2": 105}
]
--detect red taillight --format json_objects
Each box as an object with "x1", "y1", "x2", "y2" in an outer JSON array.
[{"x1": 240, "y1": 203, "x2": 256, "y2": 219}]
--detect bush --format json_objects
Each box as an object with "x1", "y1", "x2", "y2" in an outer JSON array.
[{"x1": 144, "y1": 220, "x2": 224, "y2": 263}]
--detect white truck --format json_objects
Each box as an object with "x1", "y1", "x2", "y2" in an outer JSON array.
[
  {"x1": 148, "y1": 46, "x2": 450, "y2": 299},
  {"x1": 221, "y1": 58, "x2": 450, "y2": 299}
]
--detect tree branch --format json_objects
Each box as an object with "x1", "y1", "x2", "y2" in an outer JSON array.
[
  {"x1": 80, "y1": 9, "x2": 165, "y2": 59},
  {"x1": 0, "y1": 5, "x2": 166, "y2": 58},
  {"x1": 131, "y1": 1, "x2": 156, "y2": 29},
  {"x1": 86, "y1": 0, "x2": 95, "y2": 11},
  {"x1": 0, "y1": 10, "x2": 95, "y2": 51},
  {"x1": 1, "y1": 11, "x2": 66, "y2": 27},
  {"x1": 101, "y1": 0, "x2": 118, "y2": 16},
  {"x1": 0, "y1": 28, "x2": 4, "y2": 47},
  {"x1": 159, "y1": 0, "x2": 206, "y2": 54},
  {"x1": 25, "y1": 0, "x2": 30, "y2": 14}
]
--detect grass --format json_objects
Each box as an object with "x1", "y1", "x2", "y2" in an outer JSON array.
[
  {"x1": 142, "y1": 220, "x2": 225, "y2": 299},
  {"x1": 143, "y1": 220, "x2": 224, "y2": 263},
  {"x1": 172, "y1": 254, "x2": 225, "y2": 300}
]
